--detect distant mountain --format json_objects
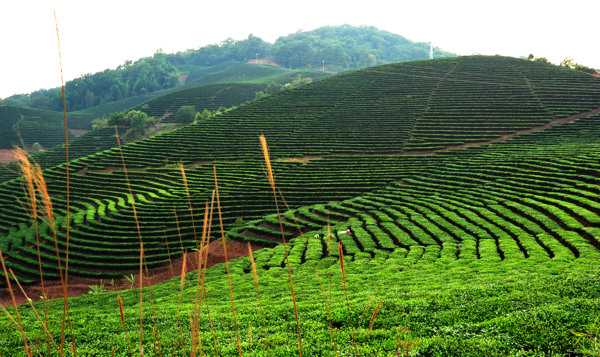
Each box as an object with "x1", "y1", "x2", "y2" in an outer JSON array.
[
  {"x1": 2, "y1": 25, "x2": 455, "y2": 113},
  {"x1": 270, "y1": 25, "x2": 455, "y2": 69}
]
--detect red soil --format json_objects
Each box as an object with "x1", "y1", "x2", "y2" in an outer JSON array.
[
  {"x1": 0, "y1": 149, "x2": 17, "y2": 164},
  {"x1": 0, "y1": 239, "x2": 261, "y2": 307}
]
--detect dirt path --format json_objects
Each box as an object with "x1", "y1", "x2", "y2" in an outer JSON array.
[
  {"x1": 0, "y1": 239, "x2": 261, "y2": 307},
  {"x1": 442, "y1": 106, "x2": 600, "y2": 152}
]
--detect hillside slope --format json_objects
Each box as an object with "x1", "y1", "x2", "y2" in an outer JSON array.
[
  {"x1": 0, "y1": 106, "x2": 93, "y2": 150},
  {"x1": 0, "y1": 55, "x2": 599, "y2": 284},
  {"x1": 2, "y1": 55, "x2": 600, "y2": 355}
]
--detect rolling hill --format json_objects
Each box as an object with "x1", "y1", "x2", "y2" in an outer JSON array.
[
  {"x1": 1, "y1": 54, "x2": 599, "y2": 280},
  {"x1": 1, "y1": 55, "x2": 600, "y2": 355},
  {"x1": 0, "y1": 64, "x2": 330, "y2": 180},
  {"x1": 0, "y1": 106, "x2": 93, "y2": 150}
]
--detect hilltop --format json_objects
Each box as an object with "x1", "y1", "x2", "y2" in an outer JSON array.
[
  {"x1": 2, "y1": 25, "x2": 454, "y2": 112},
  {"x1": 1, "y1": 56, "x2": 600, "y2": 355}
]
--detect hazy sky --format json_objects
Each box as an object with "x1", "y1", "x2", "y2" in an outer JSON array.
[{"x1": 1, "y1": 0, "x2": 598, "y2": 99}]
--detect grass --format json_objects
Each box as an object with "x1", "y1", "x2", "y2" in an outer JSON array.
[{"x1": 2, "y1": 244, "x2": 599, "y2": 355}]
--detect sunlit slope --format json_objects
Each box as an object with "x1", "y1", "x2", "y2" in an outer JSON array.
[
  {"x1": 234, "y1": 113, "x2": 600, "y2": 262},
  {"x1": 47, "y1": 56, "x2": 600, "y2": 167},
  {"x1": 1, "y1": 56, "x2": 600, "y2": 285}
]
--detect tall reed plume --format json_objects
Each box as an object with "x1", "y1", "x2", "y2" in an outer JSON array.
[
  {"x1": 118, "y1": 294, "x2": 134, "y2": 357},
  {"x1": 54, "y1": 11, "x2": 76, "y2": 354},
  {"x1": 259, "y1": 135, "x2": 303, "y2": 356},
  {"x1": 14, "y1": 147, "x2": 50, "y2": 354}
]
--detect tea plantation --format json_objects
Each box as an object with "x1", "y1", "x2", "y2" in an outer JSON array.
[
  {"x1": 0, "y1": 106, "x2": 93, "y2": 150},
  {"x1": 1, "y1": 56, "x2": 600, "y2": 355}
]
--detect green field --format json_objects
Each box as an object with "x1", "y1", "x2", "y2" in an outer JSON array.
[{"x1": 1, "y1": 56, "x2": 600, "y2": 355}]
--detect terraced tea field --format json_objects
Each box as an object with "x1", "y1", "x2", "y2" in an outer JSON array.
[
  {"x1": 0, "y1": 106, "x2": 93, "y2": 150},
  {"x1": 1, "y1": 56, "x2": 600, "y2": 355}
]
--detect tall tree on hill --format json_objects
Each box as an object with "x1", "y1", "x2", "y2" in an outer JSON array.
[{"x1": 175, "y1": 105, "x2": 196, "y2": 123}]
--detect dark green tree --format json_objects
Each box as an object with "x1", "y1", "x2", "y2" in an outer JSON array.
[
  {"x1": 175, "y1": 105, "x2": 196, "y2": 123},
  {"x1": 107, "y1": 112, "x2": 126, "y2": 125},
  {"x1": 196, "y1": 108, "x2": 212, "y2": 122},
  {"x1": 254, "y1": 91, "x2": 266, "y2": 101},
  {"x1": 126, "y1": 110, "x2": 150, "y2": 134}
]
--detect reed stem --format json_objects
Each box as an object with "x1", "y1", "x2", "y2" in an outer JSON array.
[
  {"x1": 213, "y1": 166, "x2": 242, "y2": 357},
  {"x1": 259, "y1": 135, "x2": 303, "y2": 356}
]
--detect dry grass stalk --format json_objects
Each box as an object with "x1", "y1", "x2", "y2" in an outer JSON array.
[
  {"x1": 0, "y1": 247, "x2": 32, "y2": 357},
  {"x1": 188, "y1": 310, "x2": 201, "y2": 357},
  {"x1": 54, "y1": 13, "x2": 77, "y2": 354},
  {"x1": 200, "y1": 193, "x2": 220, "y2": 356},
  {"x1": 164, "y1": 234, "x2": 175, "y2": 279},
  {"x1": 180, "y1": 254, "x2": 188, "y2": 292},
  {"x1": 338, "y1": 242, "x2": 358, "y2": 355},
  {"x1": 118, "y1": 294, "x2": 134, "y2": 357},
  {"x1": 8, "y1": 269, "x2": 60, "y2": 354},
  {"x1": 151, "y1": 327, "x2": 157, "y2": 357},
  {"x1": 213, "y1": 166, "x2": 242, "y2": 357},
  {"x1": 248, "y1": 243, "x2": 269, "y2": 356},
  {"x1": 115, "y1": 126, "x2": 145, "y2": 356},
  {"x1": 28, "y1": 145, "x2": 74, "y2": 356},
  {"x1": 14, "y1": 148, "x2": 50, "y2": 345},
  {"x1": 259, "y1": 135, "x2": 303, "y2": 356},
  {"x1": 180, "y1": 163, "x2": 199, "y2": 250},
  {"x1": 359, "y1": 296, "x2": 374, "y2": 326},
  {"x1": 174, "y1": 253, "x2": 188, "y2": 356},
  {"x1": 191, "y1": 202, "x2": 211, "y2": 357},
  {"x1": 15, "y1": 147, "x2": 75, "y2": 355},
  {"x1": 366, "y1": 299, "x2": 382, "y2": 337}
]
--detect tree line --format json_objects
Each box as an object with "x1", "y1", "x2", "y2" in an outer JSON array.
[
  {"x1": 3, "y1": 25, "x2": 455, "y2": 111},
  {"x1": 4, "y1": 55, "x2": 180, "y2": 112}
]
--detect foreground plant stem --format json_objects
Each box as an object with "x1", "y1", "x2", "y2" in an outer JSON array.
[
  {"x1": 214, "y1": 166, "x2": 242, "y2": 356},
  {"x1": 259, "y1": 135, "x2": 303, "y2": 356}
]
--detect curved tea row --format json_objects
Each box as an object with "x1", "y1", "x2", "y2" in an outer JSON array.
[{"x1": 1, "y1": 56, "x2": 600, "y2": 285}]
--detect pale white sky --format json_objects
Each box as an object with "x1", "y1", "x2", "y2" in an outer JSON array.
[{"x1": 1, "y1": 0, "x2": 598, "y2": 99}]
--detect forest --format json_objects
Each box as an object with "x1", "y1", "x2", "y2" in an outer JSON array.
[{"x1": 2, "y1": 25, "x2": 454, "y2": 112}]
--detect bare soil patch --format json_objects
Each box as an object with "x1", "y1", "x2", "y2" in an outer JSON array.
[
  {"x1": 0, "y1": 239, "x2": 262, "y2": 307},
  {"x1": 276, "y1": 155, "x2": 322, "y2": 163},
  {"x1": 0, "y1": 149, "x2": 17, "y2": 164},
  {"x1": 69, "y1": 129, "x2": 90, "y2": 138}
]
